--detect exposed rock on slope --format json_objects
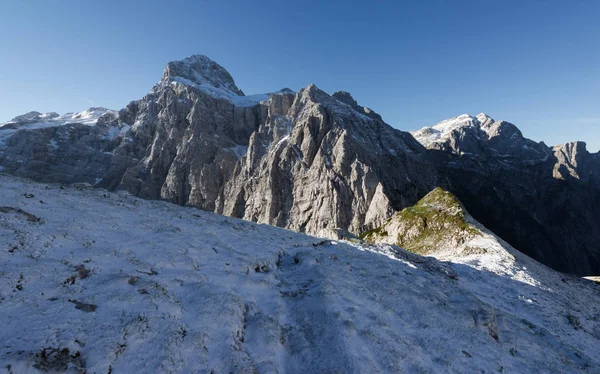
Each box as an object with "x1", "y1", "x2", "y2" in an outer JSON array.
[
  {"x1": 362, "y1": 187, "x2": 480, "y2": 255},
  {"x1": 1, "y1": 174, "x2": 599, "y2": 373},
  {"x1": 221, "y1": 85, "x2": 436, "y2": 236},
  {"x1": 412, "y1": 114, "x2": 600, "y2": 275},
  {"x1": 363, "y1": 187, "x2": 582, "y2": 292}
]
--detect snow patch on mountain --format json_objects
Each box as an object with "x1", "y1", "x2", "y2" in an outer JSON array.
[
  {"x1": 411, "y1": 113, "x2": 489, "y2": 147},
  {"x1": 170, "y1": 78, "x2": 270, "y2": 107},
  {"x1": 162, "y1": 54, "x2": 295, "y2": 108},
  {"x1": 0, "y1": 107, "x2": 114, "y2": 144},
  {"x1": 411, "y1": 113, "x2": 552, "y2": 163}
]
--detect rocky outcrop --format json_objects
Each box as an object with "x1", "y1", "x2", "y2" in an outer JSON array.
[
  {"x1": 362, "y1": 186, "x2": 566, "y2": 290},
  {"x1": 552, "y1": 141, "x2": 595, "y2": 180},
  {"x1": 362, "y1": 187, "x2": 481, "y2": 255}
]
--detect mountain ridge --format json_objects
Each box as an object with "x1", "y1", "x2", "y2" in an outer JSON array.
[{"x1": 1, "y1": 54, "x2": 599, "y2": 275}]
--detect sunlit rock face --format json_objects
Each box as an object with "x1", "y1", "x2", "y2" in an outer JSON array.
[{"x1": 221, "y1": 84, "x2": 436, "y2": 236}]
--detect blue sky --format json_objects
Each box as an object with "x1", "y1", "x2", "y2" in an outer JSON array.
[{"x1": 1, "y1": 1, "x2": 599, "y2": 150}]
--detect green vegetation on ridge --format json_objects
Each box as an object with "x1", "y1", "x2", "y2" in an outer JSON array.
[{"x1": 362, "y1": 187, "x2": 481, "y2": 254}]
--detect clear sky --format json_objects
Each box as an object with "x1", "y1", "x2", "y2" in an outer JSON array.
[{"x1": 1, "y1": 1, "x2": 599, "y2": 150}]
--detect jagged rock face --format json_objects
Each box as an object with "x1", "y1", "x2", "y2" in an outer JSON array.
[
  {"x1": 552, "y1": 141, "x2": 599, "y2": 180},
  {"x1": 331, "y1": 91, "x2": 382, "y2": 121},
  {"x1": 101, "y1": 81, "x2": 267, "y2": 212},
  {"x1": 221, "y1": 86, "x2": 436, "y2": 237},
  {"x1": 413, "y1": 115, "x2": 600, "y2": 275},
  {"x1": 110, "y1": 64, "x2": 437, "y2": 237},
  {"x1": 0, "y1": 124, "x2": 116, "y2": 183}
]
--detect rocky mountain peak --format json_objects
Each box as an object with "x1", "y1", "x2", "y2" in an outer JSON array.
[
  {"x1": 7, "y1": 111, "x2": 44, "y2": 124},
  {"x1": 410, "y1": 114, "x2": 483, "y2": 153},
  {"x1": 332, "y1": 91, "x2": 358, "y2": 107},
  {"x1": 1, "y1": 107, "x2": 113, "y2": 134},
  {"x1": 481, "y1": 120, "x2": 523, "y2": 140},
  {"x1": 299, "y1": 83, "x2": 324, "y2": 98},
  {"x1": 476, "y1": 112, "x2": 494, "y2": 121},
  {"x1": 552, "y1": 141, "x2": 590, "y2": 180},
  {"x1": 476, "y1": 113, "x2": 495, "y2": 128},
  {"x1": 411, "y1": 113, "x2": 551, "y2": 161},
  {"x1": 297, "y1": 84, "x2": 354, "y2": 112},
  {"x1": 162, "y1": 54, "x2": 244, "y2": 96},
  {"x1": 329, "y1": 90, "x2": 383, "y2": 121}
]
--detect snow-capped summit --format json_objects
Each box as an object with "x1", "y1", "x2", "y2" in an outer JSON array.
[
  {"x1": 10, "y1": 111, "x2": 45, "y2": 123},
  {"x1": 1, "y1": 107, "x2": 113, "y2": 131},
  {"x1": 411, "y1": 113, "x2": 550, "y2": 161},
  {"x1": 162, "y1": 54, "x2": 245, "y2": 96},
  {"x1": 71, "y1": 107, "x2": 112, "y2": 121},
  {"x1": 411, "y1": 114, "x2": 485, "y2": 147},
  {"x1": 161, "y1": 54, "x2": 290, "y2": 108},
  {"x1": 0, "y1": 107, "x2": 116, "y2": 149},
  {"x1": 411, "y1": 114, "x2": 484, "y2": 153}
]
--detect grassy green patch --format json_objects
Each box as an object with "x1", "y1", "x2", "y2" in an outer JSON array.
[
  {"x1": 359, "y1": 225, "x2": 389, "y2": 241},
  {"x1": 361, "y1": 187, "x2": 481, "y2": 254}
]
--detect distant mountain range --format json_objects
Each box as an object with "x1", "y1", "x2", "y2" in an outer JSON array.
[{"x1": 1, "y1": 54, "x2": 598, "y2": 275}]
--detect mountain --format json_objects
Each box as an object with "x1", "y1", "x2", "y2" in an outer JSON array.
[
  {"x1": 412, "y1": 114, "x2": 600, "y2": 275},
  {"x1": 0, "y1": 54, "x2": 436, "y2": 239},
  {"x1": 0, "y1": 55, "x2": 599, "y2": 275},
  {"x1": 1, "y1": 174, "x2": 599, "y2": 372},
  {"x1": 219, "y1": 85, "x2": 436, "y2": 237}
]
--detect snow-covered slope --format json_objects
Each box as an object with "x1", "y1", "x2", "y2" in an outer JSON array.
[{"x1": 1, "y1": 175, "x2": 599, "y2": 373}]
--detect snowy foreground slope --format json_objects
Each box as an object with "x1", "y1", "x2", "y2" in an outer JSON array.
[{"x1": 0, "y1": 175, "x2": 599, "y2": 373}]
